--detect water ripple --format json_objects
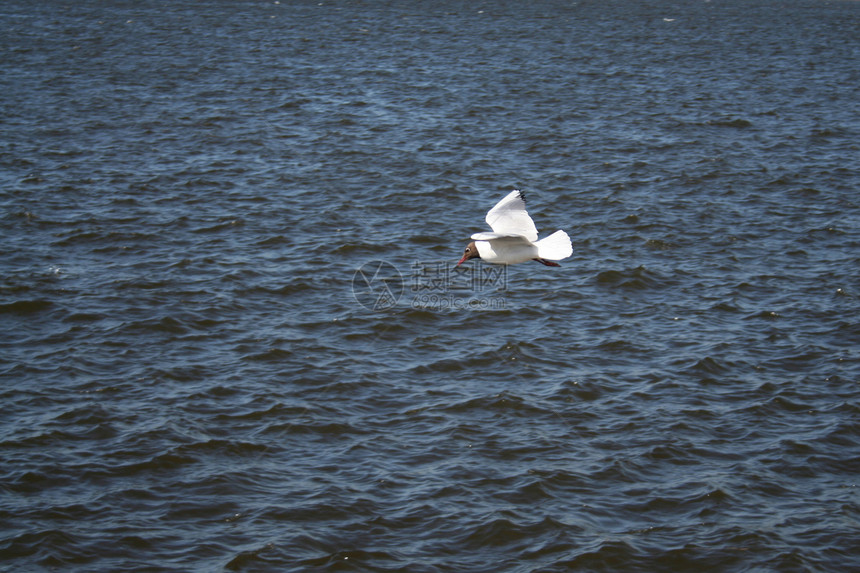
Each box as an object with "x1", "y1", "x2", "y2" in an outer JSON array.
[{"x1": 1, "y1": 0, "x2": 859, "y2": 571}]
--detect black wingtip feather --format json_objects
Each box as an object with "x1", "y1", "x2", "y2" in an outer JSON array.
[{"x1": 516, "y1": 189, "x2": 526, "y2": 203}]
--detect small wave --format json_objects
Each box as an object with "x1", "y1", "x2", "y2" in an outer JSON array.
[
  {"x1": 296, "y1": 548, "x2": 399, "y2": 570},
  {"x1": 241, "y1": 347, "x2": 293, "y2": 362},
  {"x1": 331, "y1": 242, "x2": 389, "y2": 255},
  {"x1": 191, "y1": 218, "x2": 245, "y2": 233},
  {"x1": 0, "y1": 299, "x2": 53, "y2": 314},
  {"x1": 1, "y1": 529, "x2": 83, "y2": 563},
  {"x1": 644, "y1": 238, "x2": 675, "y2": 250},
  {"x1": 110, "y1": 451, "x2": 199, "y2": 478},
  {"x1": 173, "y1": 439, "x2": 270, "y2": 457},
  {"x1": 124, "y1": 316, "x2": 190, "y2": 335},
  {"x1": 459, "y1": 516, "x2": 553, "y2": 549},
  {"x1": 4, "y1": 468, "x2": 70, "y2": 495},
  {"x1": 594, "y1": 265, "x2": 670, "y2": 290},
  {"x1": 255, "y1": 234, "x2": 290, "y2": 246},
  {"x1": 706, "y1": 117, "x2": 753, "y2": 128},
  {"x1": 443, "y1": 392, "x2": 551, "y2": 416},
  {"x1": 410, "y1": 339, "x2": 543, "y2": 374},
  {"x1": 216, "y1": 402, "x2": 307, "y2": 422},
  {"x1": 62, "y1": 311, "x2": 106, "y2": 323},
  {"x1": 684, "y1": 356, "x2": 729, "y2": 376},
  {"x1": 50, "y1": 228, "x2": 158, "y2": 248},
  {"x1": 556, "y1": 379, "x2": 605, "y2": 402}
]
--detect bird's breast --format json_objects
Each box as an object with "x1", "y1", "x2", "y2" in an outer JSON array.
[{"x1": 475, "y1": 239, "x2": 538, "y2": 264}]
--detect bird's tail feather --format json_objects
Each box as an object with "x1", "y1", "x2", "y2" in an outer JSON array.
[{"x1": 536, "y1": 230, "x2": 572, "y2": 260}]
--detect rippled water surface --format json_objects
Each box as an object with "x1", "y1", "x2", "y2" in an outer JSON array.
[{"x1": 2, "y1": 0, "x2": 859, "y2": 571}]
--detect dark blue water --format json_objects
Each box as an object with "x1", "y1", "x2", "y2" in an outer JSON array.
[{"x1": 2, "y1": 0, "x2": 859, "y2": 570}]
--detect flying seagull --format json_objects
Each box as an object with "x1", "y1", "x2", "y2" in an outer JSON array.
[{"x1": 457, "y1": 190, "x2": 572, "y2": 267}]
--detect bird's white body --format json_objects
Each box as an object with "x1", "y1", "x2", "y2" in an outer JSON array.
[
  {"x1": 473, "y1": 236, "x2": 538, "y2": 264},
  {"x1": 461, "y1": 190, "x2": 572, "y2": 266}
]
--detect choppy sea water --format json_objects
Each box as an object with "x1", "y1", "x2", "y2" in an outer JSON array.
[{"x1": 2, "y1": 0, "x2": 859, "y2": 570}]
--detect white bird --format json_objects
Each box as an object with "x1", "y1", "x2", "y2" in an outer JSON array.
[{"x1": 457, "y1": 190, "x2": 572, "y2": 267}]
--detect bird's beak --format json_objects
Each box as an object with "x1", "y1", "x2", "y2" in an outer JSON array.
[{"x1": 456, "y1": 254, "x2": 469, "y2": 267}]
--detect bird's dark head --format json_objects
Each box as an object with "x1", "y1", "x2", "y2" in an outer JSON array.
[{"x1": 457, "y1": 241, "x2": 481, "y2": 267}]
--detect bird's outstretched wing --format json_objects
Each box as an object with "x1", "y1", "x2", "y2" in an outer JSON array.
[
  {"x1": 470, "y1": 232, "x2": 528, "y2": 241},
  {"x1": 484, "y1": 190, "x2": 538, "y2": 243}
]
